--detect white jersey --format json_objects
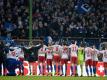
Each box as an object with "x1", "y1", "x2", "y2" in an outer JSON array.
[
  {"x1": 46, "y1": 49, "x2": 53, "y2": 59},
  {"x1": 7, "y1": 47, "x2": 18, "y2": 59},
  {"x1": 15, "y1": 47, "x2": 24, "y2": 59},
  {"x1": 61, "y1": 46, "x2": 68, "y2": 59},
  {"x1": 92, "y1": 48, "x2": 99, "y2": 61},
  {"x1": 102, "y1": 50, "x2": 107, "y2": 62},
  {"x1": 69, "y1": 44, "x2": 78, "y2": 57},
  {"x1": 85, "y1": 47, "x2": 92, "y2": 61},
  {"x1": 52, "y1": 44, "x2": 61, "y2": 55},
  {"x1": 38, "y1": 45, "x2": 47, "y2": 57}
]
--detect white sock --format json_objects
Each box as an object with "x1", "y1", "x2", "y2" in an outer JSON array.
[
  {"x1": 49, "y1": 65, "x2": 51, "y2": 73},
  {"x1": 77, "y1": 65, "x2": 81, "y2": 76},
  {"x1": 52, "y1": 64, "x2": 55, "y2": 76},
  {"x1": 63, "y1": 64, "x2": 66, "y2": 76}
]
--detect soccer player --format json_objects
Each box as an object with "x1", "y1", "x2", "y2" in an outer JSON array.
[
  {"x1": 15, "y1": 47, "x2": 24, "y2": 75},
  {"x1": 38, "y1": 43, "x2": 47, "y2": 75},
  {"x1": 52, "y1": 42, "x2": 61, "y2": 76},
  {"x1": 5, "y1": 46, "x2": 22, "y2": 76},
  {"x1": 69, "y1": 40, "x2": 78, "y2": 76},
  {"x1": 91, "y1": 45, "x2": 99, "y2": 76},
  {"x1": 85, "y1": 45, "x2": 93, "y2": 76},
  {"x1": 77, "y1": 43, "x2": 85, "y2": 76},
  {"x1": 103, "y1": 47, "x2": 107, "y2": 75},
  {"x1": 60, "y1": 42, "x2": 69, "y2": 76},
  {"x1": 46, "y1": 44, "x2": 53, "y2": 75},
  {"x1": 23, "y1": 43, "x2": 42, "y2": 75}
]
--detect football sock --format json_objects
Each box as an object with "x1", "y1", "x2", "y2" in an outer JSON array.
[
  {"x1": 86, "y1": 66, "x2": 89, "y2": 76},
  {"x1": 90, "y1": 66, "x2": 92, "y2": 75},
  {"x1": 93, "y1": 67, "x2": 96, "y2": 74}
]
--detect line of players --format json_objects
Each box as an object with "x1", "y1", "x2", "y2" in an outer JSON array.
[
  {"x1": 38, "y1": 41, "x2": 107, "y2": 76},
  {"x1": 1, "y1": 40, "x2": 107, "y2": 76}
]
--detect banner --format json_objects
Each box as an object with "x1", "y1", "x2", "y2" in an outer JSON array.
[{"x1": 96, "y1": 62, "x2": 105, "y2": 77}]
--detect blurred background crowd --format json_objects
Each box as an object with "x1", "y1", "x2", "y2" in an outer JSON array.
[
  {"x1": 0, "y1": 0, "x2": 107, "y2": 49},
  {"x1": 0, "y1": 0, "x2": 107, "y2": 39}
]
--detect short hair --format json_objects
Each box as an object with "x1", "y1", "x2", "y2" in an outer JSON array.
[
  {"x1": 80, "y1": 42, "x2": 85, "y2": 47},
  {"x1": 71, "y1": 40, "x2": 75, "y2": 44},
  {"x1": 63, "y1": 41, "x2": 67, "y2": 45}
]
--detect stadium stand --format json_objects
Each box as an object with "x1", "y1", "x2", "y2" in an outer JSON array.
[{"x1": 0, "y1": 0, "x2": 107, "y2": 46}]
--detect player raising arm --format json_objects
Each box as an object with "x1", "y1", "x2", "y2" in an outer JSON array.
[
  {"x1": 52, "y1": 42, "x2": 61, "y2": 76},
  {"x1": 60, "y1": 42, "x2": 69, "y2": 76},
  {"x1": 69, "y1": 40, "x2": 78, "y2": 76}
]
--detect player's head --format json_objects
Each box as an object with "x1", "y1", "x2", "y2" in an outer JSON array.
[
  {"x1": 63, "y1": 41, "x2": 67, "y2": 46},
  {"x1": 48, "y1": 43, "x2": 52, "y2": 47},
  {"x1": 48, "y1": 46, "x2": 53, "y2": 50},
  {"x1": 80, "y1": 42, "x2": 85, "y2": 47},
  {"x1": 92, "y1": 45, "x2": 96, "y2": 49},
  {"x1": 71, "y1": 40, "x2": 75, "y2": 44}
]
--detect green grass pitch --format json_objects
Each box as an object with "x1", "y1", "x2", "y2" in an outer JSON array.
[{"x1": 0, "y1": 76, "x2": 107, "y2": 80}]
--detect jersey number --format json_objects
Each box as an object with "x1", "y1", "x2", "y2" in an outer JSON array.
[{"x1": 11, "y1": 51, "x2": 16, "y2": 56}]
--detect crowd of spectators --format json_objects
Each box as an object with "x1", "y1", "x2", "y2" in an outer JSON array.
[{"x1": 0, "y1": 0, "x2": 107, "y2": 40}]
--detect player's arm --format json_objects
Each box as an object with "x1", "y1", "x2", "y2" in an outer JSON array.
[
  {"x1": 59, "y1": 46, "x2": 62, "y2": 56},
  {"x1": 67, "y1": 46, "x2": 70, "y2": 61},
  {"x1": 68, "y1": 45, "x2": 71, "y2": 56},
  {"x1": 31, "y1": 44, "x2": 42, "y2": 51}
]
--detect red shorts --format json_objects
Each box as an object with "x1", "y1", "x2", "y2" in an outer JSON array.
[
  {"x1": 71, "y1": 57, "x2": 77, "y2": 64},
  {"x1": 38, "y1": 56, "x2": 45, "y2": 63},
  {"x1": 85, "y1": 59, "x2": 92, "y2": 66},
  {"x1": 104, "y1": 62, "x2": 107, "y2": 68},
  {"x1": 93, "y1": 61, "x2": 98, "y2": 67},
  {"x1": 19, "y1": 57, "x2": 24, "y2": 62},
  {"x1": 47, "y1": 59, "x2": 52, "y2": 65},
  {"x1": 61, "y1": 59, "x2": 68, "y2": 65},
  {"x1": 53, "y1": 55, "x2": 60, "y2": 63}
]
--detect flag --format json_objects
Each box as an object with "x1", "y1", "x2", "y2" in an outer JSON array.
[
  {"x1": 96, "y1": 62, "x2": 105, "y2": 77},
  {"x1": 75, "y1": 0, "x2": 91, "y2": 14}
]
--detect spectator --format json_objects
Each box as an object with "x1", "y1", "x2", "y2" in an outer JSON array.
[{"x1": 0, "y1": 0, "x2": 106, "y2": 39}]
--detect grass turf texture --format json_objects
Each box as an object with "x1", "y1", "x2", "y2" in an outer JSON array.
[{"x1": 0, "y1": 76, "x2": 107, "y2": 80}]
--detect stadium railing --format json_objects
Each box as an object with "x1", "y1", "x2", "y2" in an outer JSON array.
[{"x1": 13, "y1": 37, "x2": 107, "y2": 47}]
